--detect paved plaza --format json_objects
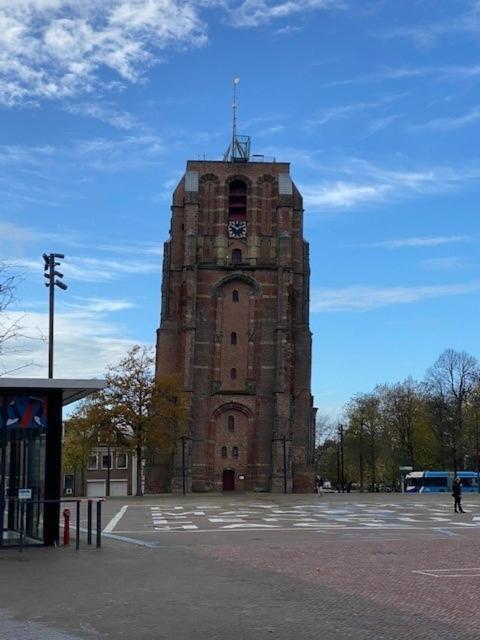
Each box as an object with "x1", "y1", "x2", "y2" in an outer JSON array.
[{"x1": 2, "y1": 493, "x2": 480, "y2": 639}]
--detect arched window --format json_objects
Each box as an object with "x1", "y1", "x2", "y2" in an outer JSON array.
[
  {"x1": 230, "y1": 368, "x2": 237, "y2": 380},
  {"x1": 221, "y1": 446, "x2": 227, "y2": 458},
  {"x1": 229, "y1": 179, "x2": 247, "y2": 219},
  {"x1": 232, "y1": 446, "x2": 239, "y2": 458},
  {"x1": 228, "y1": 415, "x2": 235, "y2": 432},
  {"x1": 232, "y1": 290, "x2": 239, "y2": 302},
  {"x1": 232, "y1": 249, "x2": 242, "y2": 264},
  {"x1": 231, "y1": 331, "x2": 237, "y2": 345}
]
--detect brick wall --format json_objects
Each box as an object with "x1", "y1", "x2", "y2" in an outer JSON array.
[{"x1": 147, "y1": 159, "x2": 315, "y2": 494}]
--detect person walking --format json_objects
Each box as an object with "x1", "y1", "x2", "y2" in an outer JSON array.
[
  {"x1": 452, "y1": 477, "x2": 465, "y2": 513},
  {"x1": 314, "y1": 475, "x2": 324, "y2": 496}
]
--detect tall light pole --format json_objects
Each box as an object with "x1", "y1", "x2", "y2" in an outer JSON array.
[
  {"x1": 272, "y1": 435, "x2": 291, "y2": 494},
  {"x1": 43, "y1": 253, "x2": 67, "y2": 378},
  {"x1": 339, "y1": 423, "x2": 345, "y2": 493},
  {"x1": 180, "y1": 435, "x2": 192, "y2": 496}
]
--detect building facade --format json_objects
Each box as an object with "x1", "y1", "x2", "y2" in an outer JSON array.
[
  {"x1": 147, "y1": 154, "x2": 316, "y2": 493},
  {"x1": 62, "y1": 446, "x2": 138, "y2": 497}
]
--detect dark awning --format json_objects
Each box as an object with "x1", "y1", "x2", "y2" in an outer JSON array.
[{"x1": 0, "y1": 378, "x2": 106, "y2": 406}]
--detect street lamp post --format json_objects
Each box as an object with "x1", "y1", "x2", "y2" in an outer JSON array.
[
  {"x1": 106, "y1": 443, "x2": 111, "y2": 498},
  {"x1": 272, "y1": 435, "x2": 291, "y2": 494},
  {"x1": 339, "y1": 423, "x2": 345, "y2": 493},
  {"x1": 180, "y1": 435, "x2": 192, "y2": 496},
  {"x1": 43, "y1": 253, "x2": 67, "y2": 378}
]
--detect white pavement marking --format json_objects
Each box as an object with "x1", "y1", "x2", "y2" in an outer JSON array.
[
  {"x1": 103, "y1": 505, "x2": 128, "y2": 533},
  {"x1": 413, "y1": 567, "x2": 480, "y2": 578}
]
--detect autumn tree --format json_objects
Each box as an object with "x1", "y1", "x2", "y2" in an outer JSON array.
[
  {"x1": 63, "y1": 399, "x2": 105, "y2": 495},
  {"x1": 102, "y1": 346, "x2": 188, "y2": 496}
]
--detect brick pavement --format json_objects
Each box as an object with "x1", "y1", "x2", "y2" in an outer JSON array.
[
  {"x1": 194, "y1": 523, "x2": 480, "y2": 637},
  {"x1": 2, "y1": 494, "x2": 479, "y2": 639}
]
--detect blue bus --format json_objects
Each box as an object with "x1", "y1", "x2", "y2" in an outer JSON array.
[{"x1": 405, "y1": 471, "x2": 480, "y2": 493}]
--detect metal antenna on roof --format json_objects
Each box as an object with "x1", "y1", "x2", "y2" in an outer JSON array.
[
  {"x1": 223, "y1": 77, "x2": 250, "y2": 162},
  {"x1": 231, "y1": 77, "x2": 240, "y2": 161}
]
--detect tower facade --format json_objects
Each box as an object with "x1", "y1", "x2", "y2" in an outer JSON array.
[{"x1": 149, "y1": 156, "x2": 316, "y2": 493}]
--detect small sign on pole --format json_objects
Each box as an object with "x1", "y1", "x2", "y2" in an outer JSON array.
[{"x1": 18, "y1": 488, "x2": 32, "y2": 500}]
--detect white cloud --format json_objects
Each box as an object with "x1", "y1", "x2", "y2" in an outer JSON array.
[
  {"x1": 0, "y1": 0, "x2": 344, "y2": 105},
  {"x1": 228, "y1": 0, "x2": 340, "y2": 27},
  {"x1": 11, "y1": 254, "x2": 160, "y2": 282},
  {"x1": 327, "y1": 64, "x2": 480, "y2": 88},
  {"x1": 274, "y1": 24, "x2": 301, "y2": 36},
  {"x1": 311, "y1": 282, "x2": 480, "y2": 312},
  {"x1": 302, "y1": 182, "x2": 391, "y2": 208},
  {"x1": 420, "y1": 257, "x2": 471, "y2": 272},
  {"x1": 380, "y1": 2, "x2": 480, "y2": 47},
  {"x1": 410, "y1": 107, "x2": 480, "y2": 132},
  {"x1": 255, "y1": 124, "x2": 286, "y2": 137},
  {"x1": 362, "y1": 114, "x2": 399, "y2": 137},
  {"x1": 306, "y1": 95, "x2": 403, "y2": 128},
  {"x1": 368, "y1": 235, "x2": 472, "y2": 249},
  {"x1": 65, "y1": 102, "x2": 141, "y2": 130},
  {"x1": 73, "y1": 133, "x2": 164, "y2": 170},
  {"x1": 1, "y1": 298, "x2": 145, "y2": 377},
  {"x1": 0, "y1": 1, "x2": 208, "y2": 106},
  {"x1": 301, "y1": 157, "x2": 480, "y2": 210}
]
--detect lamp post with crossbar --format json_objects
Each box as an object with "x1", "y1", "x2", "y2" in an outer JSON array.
[{"x1": 43, "y1": 253, "x2": 67, "y2": 378}]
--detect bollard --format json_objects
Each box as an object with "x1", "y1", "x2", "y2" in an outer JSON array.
[
  {"x1": 76, "y1": 500, "x2": 80, "y2": 551},
  {"x1": 87, "y1": 500, "x2": 92, "y2": 545},
  {"x1": 96, "y1": 500, "x2": 102, "y2": 548},
  {"x1": 63, "y1": 508, "x2": 71, "y2": 546}
]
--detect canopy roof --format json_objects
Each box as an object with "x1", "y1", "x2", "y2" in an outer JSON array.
[{"x1": 0, "y1": 378, "x2": 106, "y2": 406}]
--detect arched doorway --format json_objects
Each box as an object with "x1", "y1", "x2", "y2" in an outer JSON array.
[{"x1": 223, "y1": 469, "x2": 235, "y2": 491}]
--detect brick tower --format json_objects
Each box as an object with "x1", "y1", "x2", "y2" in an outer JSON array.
[{"x1": 148, "y1": 129, "x2": 316, "y2": 493}]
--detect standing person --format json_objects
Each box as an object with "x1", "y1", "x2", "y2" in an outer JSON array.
[
  {"x1": 452, "y1": 477, "x2": 465, "y2": 513},
  {"x1": 314, "y1": 475, "x2": 324, "y2": 496}
]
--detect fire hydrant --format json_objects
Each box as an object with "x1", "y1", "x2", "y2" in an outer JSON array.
[{"x1": 63, "y1": 508, "x2": 71, "y2": 546}]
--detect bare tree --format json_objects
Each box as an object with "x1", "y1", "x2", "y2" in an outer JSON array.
[
  {"x1": 315, "y1": 412, "x2": 335, "y2": 446},
  {"x1": 0, "y1": 264, "x2": 28, "y2": 375},
  {"x1": 425, "y1": 349, "x2": 479, "y2": 473}
]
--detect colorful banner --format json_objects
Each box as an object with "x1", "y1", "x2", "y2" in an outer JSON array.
[{"x1": 0, "y1": 395, "x2": 48, "y2": 430}]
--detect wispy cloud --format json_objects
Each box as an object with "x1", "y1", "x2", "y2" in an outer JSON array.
[
  {"x1": 301, "y1": 158, "x2": 480, "y2": 210},
  {"x1": 311, "y1": 282, "x2": 480, "y2": 312},
  {"x1": 380, "y1": 2, "x2": 480, "y2": 47},
  {"x1": 255, "y1": 124, "x2": 286, "y2": 137},
  {"x1": 368, "y1": 235, "x2": 473, "y2": 249},
  {"x1": 11, "y1": 255, "x2": 160, "y2": 283},
  {"x1": 1, "y1": 220, "x2": 164, "y2": 259},
  {"x1": 327, "y1": 64, "x2": 480, "y2": 88},
  {"x1": 306, "y1": 95, "x2": 402, "y2": 128},
  {"x1": 228, "y1": 0, "x2": 340, "y2": 28},
  {"x1": 2, "y1": 298, "x2": 145, "y2": 377},
  {"x1": 75, "y1": 134, "x2": 164, "y2": 170},
  {"x1": 303, "y1": 182, "x2": 391, "y2": 208},
  {"x1": 410, "y1": 107, "x2": 480, "y2": 132},
  {"x1": 420, "y1": 257, "x2": 472, "y2": 272},
  {"x1": 274, "y1": 25, "x2": 302, "y2": 37},
  {"x1": 64, "y1": 102, "x2": 142, "y2": 130},
  {"x1": 362, "y1": 115, "x2": 399, "y2": 137}
]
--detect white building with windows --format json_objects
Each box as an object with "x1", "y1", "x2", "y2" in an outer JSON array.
[{"x1": 63, "y1": 446, "x2": 140, "y2": 497}]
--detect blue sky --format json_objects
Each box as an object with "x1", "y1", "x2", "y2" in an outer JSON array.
[{"x1": 1, "y1": 0, "x2": 479, "y2": 420}]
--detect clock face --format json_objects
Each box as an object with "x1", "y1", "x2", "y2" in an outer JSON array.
[{"x1": 228, "y1": 219, "x2": 247, "y2": 239}]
